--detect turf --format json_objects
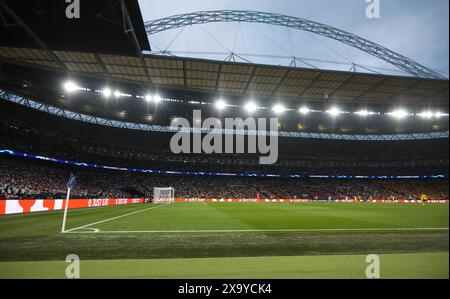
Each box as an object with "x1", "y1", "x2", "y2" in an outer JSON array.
[
  {"x1": 1, "y1": 202, "x2": 448, "y2": 236},
  {"x1": 0, "y1": 252, "x2": 448, "y2": 279},
  {"x1": 0, "y1": 202, "x2": 448, "y2": 278}
]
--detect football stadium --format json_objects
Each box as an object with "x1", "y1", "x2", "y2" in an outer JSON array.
[{"x1": 0, "y1": 0, "x2": 449, "y2": 281}]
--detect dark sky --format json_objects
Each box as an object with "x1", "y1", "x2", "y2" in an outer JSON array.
[{"x1": 139, "y1": 0, "x2": 449, "y2": 77}]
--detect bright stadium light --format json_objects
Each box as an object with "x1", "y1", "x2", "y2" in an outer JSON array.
[
  {"x1": 389, "y1": 109, "x2": 408, "y2": 119},
  {"x1": 326, "y1": 107, "x2": 342, "y2": 117},
  {"x1": 63, "y1": 81, "x2": 79, "y2": 93},
  {"x1": 434, "y1": 111, "x2": 448, "y2": 118},
  {"x1": 244, "y1": 101, "x2": 257, "y2": 113},
  {"x1": 298, "y1": 106, "x2": 310, "y2": 115},
  {"x1": 114, "y1": 90, "x2": 121, "y2": 98},
  {"x1": 102, "y1": 87, "x2": 112, "y2": 98},
  {"x1": 272, "y1": 104, "x2": 285, "y2": 115},
  {"x1": 418, "y1": 111, "x2": 434, "y2": 119},
  {"x1": 354, "y1": 110, "x2": 373, "y2": 117},
  {"x1": 145, "y1": 94, "x2": 152, "y2": 102},
  {"x1": 153, "y1": 94, "x2": 162, "y2": 103},
  {"x1": 215, "y1": 99, "x2": 227, "y2": 110}
]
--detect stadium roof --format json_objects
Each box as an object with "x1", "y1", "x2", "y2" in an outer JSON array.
[
  {"x1": 0, "y1": 0, "x2": 150, "y2": 55},
  {"x1": 0, "y1": 46, "x2": 448, "y2": 106}
]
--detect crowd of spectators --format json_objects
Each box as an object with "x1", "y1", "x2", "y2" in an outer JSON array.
[
  {"x1": 1, "y1": 156, "x2": 448, "y2": 201},
  {"x1": 0, "y1": 157, "x2": 135, "y2": 199}
]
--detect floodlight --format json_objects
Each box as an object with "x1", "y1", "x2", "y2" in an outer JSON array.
[
  {"x1": 389, "y1": 109, "x2": 408, "y2": 119},
  {"x1": 63, "y1": 81, "x2": 78, "y2": 93},
  {"x1": 145, "y1": 94, "x2": 152, "y2": 102},
  {"x1": 355, "y1": 110, "x2": 370, "y2": 117},
  {"x1": 326, "y1": 107, "x2": 341, "y2": 116},
  {"x1": 272, "y1": 104, "x2": 285, "y2": 115},
  {"x1": 244, "y1": 101, "x2": 257, "y2": 113},
  {"x1": 102, "y1": 87, "x2": 112, "y2": 98},
  {"x1": 153, "y1": 94, "x2": 162, "y2": 103},
  {"x1": 434, "y1": 111, "x2": 447, "y2": 118},
  {"x1": 215, "y1": 99, "x2": 227, "y2": 110},
  {"x1": 298, "y1": 107, "x2": 310, "y2": 114},
  {"x1": 418, "y1": 111, "x2": 433, "y2": 119}
]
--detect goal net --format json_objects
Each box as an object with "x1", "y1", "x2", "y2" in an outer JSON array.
[{"x1": 152, "y1": 187, "x2": 175, "y2": 204}]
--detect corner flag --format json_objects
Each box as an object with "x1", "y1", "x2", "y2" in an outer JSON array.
[
  {"x1": 66, "y1": 173, "x2": 77, "y2": 189},
  {"x1": 62, "y1": 173, "x2": 76, "y2": 233}
]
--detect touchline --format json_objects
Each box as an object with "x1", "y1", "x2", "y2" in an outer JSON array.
[{"x1": 169, "y1": 110, "x2": 279, "y2": 165}]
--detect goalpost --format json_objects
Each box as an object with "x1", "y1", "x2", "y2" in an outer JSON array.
[{"x1": 152, "y1": 187, "x2": 175, "y2": 204}]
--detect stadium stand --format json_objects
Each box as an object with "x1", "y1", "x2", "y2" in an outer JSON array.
[
  {"x1": 1, "y1": 153, "x2": 448, "y2": 201},
  {"x1": 1, "y1": 99, "x2": 448, "y2": 177},
  {"x1": 1, "y1": 94, "x2": 448, "y2": 201}
]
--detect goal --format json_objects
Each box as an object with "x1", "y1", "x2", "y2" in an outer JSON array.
[{"x1": 152, "y1": 187, "x2": 175, "y2": 204}]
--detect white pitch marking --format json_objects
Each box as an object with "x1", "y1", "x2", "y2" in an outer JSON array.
[
  {"x1": 63, "y1": 227, "x2": 449, "y2": 234},
  {"x1": 70, "y1": 227, "x2": 100, "y2": 232},
  {"x1": 63, "y1": 203, "x2": 169, "y2": 233}
]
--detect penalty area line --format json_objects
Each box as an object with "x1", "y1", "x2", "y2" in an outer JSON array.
[
  {"x1": 62, "y1": 203, "x2": 169, "y2": 233},
  {"x1": 62, "y1": 227, "x2": 449, "y2": 234}
]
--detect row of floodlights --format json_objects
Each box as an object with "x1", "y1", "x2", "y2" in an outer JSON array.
[
  {"x1": 63, "y1": 81, "x2": 448, "y2": 119},
  {"x1": 64, "y1": 81, "x2": 162, "y2": 103},
  {"x1": 212, "y1": 99, "x2": 448, "y2": 119},
  {"x1": 221, "y1": 100, "x2": 448, "y2": 119}
]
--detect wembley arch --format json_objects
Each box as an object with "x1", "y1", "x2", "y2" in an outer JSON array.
[{"x1": 145, "y1": 10, "x2": 445, "y2": 79}]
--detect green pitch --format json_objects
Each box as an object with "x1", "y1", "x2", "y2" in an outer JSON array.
[{"x1": 0, "y1": 202, "x2": 448, "y2": 278}]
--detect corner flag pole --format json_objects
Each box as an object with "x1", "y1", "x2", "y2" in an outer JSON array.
[
  {"x1": 61, "y1": 187, "x2": 71, "y2": 233},
  {"x1": 62, "y1": 173, "x2": 76, "y2": 233}
]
